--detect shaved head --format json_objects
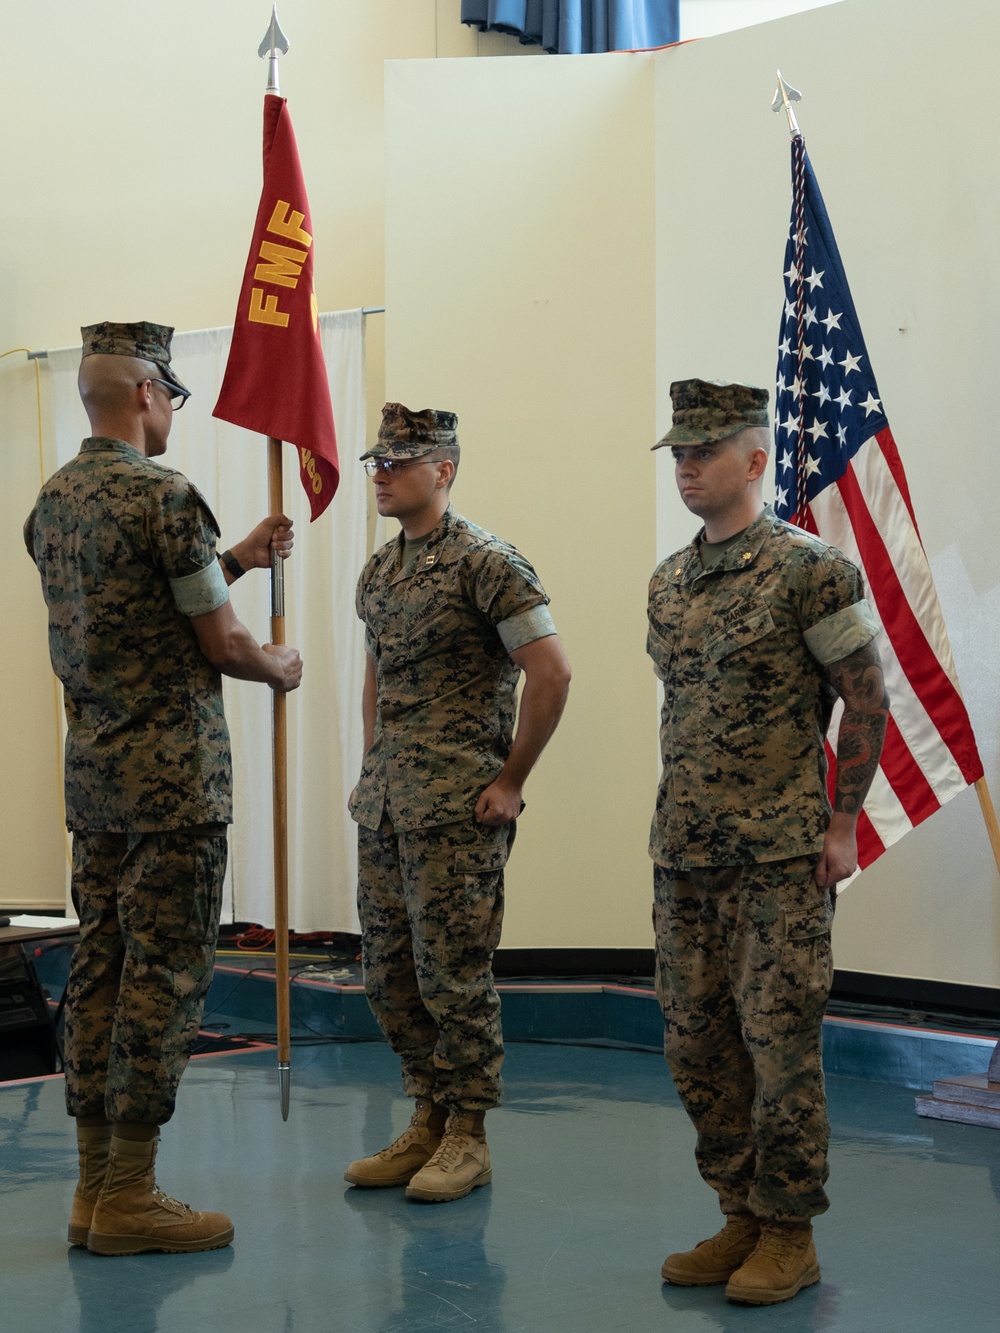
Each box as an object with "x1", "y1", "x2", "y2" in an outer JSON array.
[
  {"x1": 78, "y1": 353, "x2": 159, "y2": 424},
  {"x1": 78, "y1": 354, "x2": 160, "y2": 421},
  {"x1": 428, "y1": 443, "x2": 460, "y2": 489},
  {"x1": 78, "y1": 352, "x2": 175, "y2": 456},
  {"x1": 731, "y1": 426, "x2": 772, "y2": 458}
]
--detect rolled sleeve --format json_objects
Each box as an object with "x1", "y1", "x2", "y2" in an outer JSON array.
[
  {"x1": 170, "y1": 561, "x2": 230, "y2": 617},
  {"x1": 474, "y1": 547, "x2": 549, "y2": 627},
  {"x1": 497, "y1": 604, "x2": 557, "y2": 652},
  {"x1": 804, "y1": 599, "x2": 879, "y2": 665},
  {"x1": 152, "y1": 477, "x2": 222, "y2": 581}
]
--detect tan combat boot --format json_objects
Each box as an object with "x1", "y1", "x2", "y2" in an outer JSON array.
[
  {"x1": 344, "y1": 1098, "x2": 447, "y2": 1187},
  {"x1": 68, "y1": 1123, "x2": 113, "y2": 1247},
  {"x1": 725, "y1": 1220, "x2": 820, "y2": 1305},
  {"x1": 405, "y1": 1109, "x2": 491, "y2": 1203},
  {"x1": 661, "y1": 1213, "x2": 761, "y2": 1285},
  {"x1": 87, "y1": 1135, "x2": 234, "y2": 1256}
]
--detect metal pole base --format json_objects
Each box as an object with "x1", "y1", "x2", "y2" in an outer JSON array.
[{"x1": 279, "y1": 1062, "x2": 291, "y2": 1121}]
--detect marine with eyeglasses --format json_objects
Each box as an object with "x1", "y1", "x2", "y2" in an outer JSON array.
[
  {"x1": 344, "y1": 401, "x2": 571, "y2": 1204},
  {"x1": 24, "y1": 320, "x2": 302, "y2": 1256}
]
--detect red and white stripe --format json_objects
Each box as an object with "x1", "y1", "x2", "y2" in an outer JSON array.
[{"x1": 805, "y1": 427, "x2": 983, "y2": 869}]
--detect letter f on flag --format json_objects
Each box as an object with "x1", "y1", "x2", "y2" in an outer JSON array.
[{"x1": 214, "y1": 93, "x2": 340, "y2": 519}]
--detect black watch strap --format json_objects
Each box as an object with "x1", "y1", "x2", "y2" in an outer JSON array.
[{"x1": 220, "y1": 549, "x2": 246, "y2": 580}]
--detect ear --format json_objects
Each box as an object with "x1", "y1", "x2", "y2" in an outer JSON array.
[
  {"x1": 136, "y1": 378, "x2": 153, "y2": 412},
  {"x1": 746, "y1": 447, "x2": 769, "y2": 483},
  {"x1": 435, "y1": 459, "x2": 456, "y2": 490}
]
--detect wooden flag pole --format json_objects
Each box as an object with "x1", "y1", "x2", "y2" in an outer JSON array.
[
  {"x1": 268, "y1": 435, "x2": 291, "y2": 1120},
  {"x1": 974, "y1": 778, "x2": 1000, "y2": 873},
  {"x1": 258, "y1": 4, "x2": 292, "y2": 1123},
  {"x1": 769, "y1": 76, "x2": 1000, "y2": 1120},
  {"x1": 974, "y1": 778, "x2": 1000, "y2": 1084},
  {"x1": 916, "y1": 774, "x2": 1000, "y2": 1122}
]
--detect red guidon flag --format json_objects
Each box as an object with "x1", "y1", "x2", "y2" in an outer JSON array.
[{"x1": 214, "y1": 94, "x2": 339, "y2": 519}]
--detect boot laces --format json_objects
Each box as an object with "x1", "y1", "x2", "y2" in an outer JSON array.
[
  {"x1": 431, "y1": 1127, "x2": 473, "y2": 1170},
  {"x1": 707, "y1": 1217, "x2": 757, "y2": 1250},
  {"x1": 374, "y1": 1123, "x2": 425, "y2": 1160},
  {"x1": 152, "y1": 1184, "x2": 191, "y2": 1215},
  {"x1": 754, "y1": 1229, "x2": 806, "y2": 1263}
]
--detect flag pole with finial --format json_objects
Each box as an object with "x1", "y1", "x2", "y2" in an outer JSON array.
[
  {"x1": 260, "y1": 3, "x2": 292, "y2": 1122},
  {"x1": 770, "y1": 70, "x2": 1000, "y2": 1108},
  {"x1": 214, "y1": 2, "x2": 341, "y2": 1117},
  {"x1": 771, "y1": 64, "x2": 1000, "y2": 919},
  {"x1": 772, "y1": 71, "x2": 810, "y2": 530},
  {"x1": 772, "y1": 69, "x2": 802, "y2": 139}
]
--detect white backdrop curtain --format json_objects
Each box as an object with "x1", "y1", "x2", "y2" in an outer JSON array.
[{"x1": 41, "y1": 310, "x2": 368, "y2": 934}]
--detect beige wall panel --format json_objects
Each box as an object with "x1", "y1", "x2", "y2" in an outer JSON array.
[
  {"x1": 1, "y1": 359, "x2": 67, "y2": 909},
  {"x1": 654, "y1": 0, "x2": 1000, "y2": 987},
  {"x1": 680, "y1": 0, "x2": 844, "y2": 40},
  {"x1": 0, "y1": 0, "x2": 498, "y2": 912},
  {"x1": 385, "y1": 54, "x2": 659, "y2": 947}
]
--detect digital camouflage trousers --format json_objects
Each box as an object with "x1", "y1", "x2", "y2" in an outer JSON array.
[
  {"x1": 653, "y1": 857, "x2": 834, "y2": 1222},
  {"x1": 357, "y1": 815, "x2": 511, "y2": 1111},
  {"x1": 65, "y1": 826, "x2": 227, "y2": 1125}
]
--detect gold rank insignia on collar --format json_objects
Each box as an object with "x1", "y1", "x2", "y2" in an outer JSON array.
[{"x1": 424, "y1": 552, "x2": 438, "y2": 568}]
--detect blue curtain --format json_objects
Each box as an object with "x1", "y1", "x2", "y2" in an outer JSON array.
[{"x1": 461, "y1": 0, "x2": 679, "y2": 54}]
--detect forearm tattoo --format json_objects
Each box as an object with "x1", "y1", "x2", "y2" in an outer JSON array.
[{"x1": 826, "y1": 640, "x2": 890, "y2": 815}]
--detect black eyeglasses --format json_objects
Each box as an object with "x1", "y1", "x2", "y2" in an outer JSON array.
[
  {"x1": 364, "y1": 457, "x2": 435, "y2": 478},
  {"x1": 139, "y1": 378, "x2": 190, "y2": 411}
]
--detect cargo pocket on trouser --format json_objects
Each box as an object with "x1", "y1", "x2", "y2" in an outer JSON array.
[
  {"x1": 451, "y1": 823, "x2": 510, "y2": 957},
  {"x1": 452, "y1": 823, "x2": 511, "y2": 877},
  {"x1": 436, "y1": 823, "x2": 509, "y2": 1108},
  {"x1": 150, "y1": 830, "x2": 228, "y2": 944},
  {"x1": 770, "y1": 898, "x2": 834, "y2": 1034},
  {"x1": 111, "y1": 830, "x2": 228, "y2": 1125}
]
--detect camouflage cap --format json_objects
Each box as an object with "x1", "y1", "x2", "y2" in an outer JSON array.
[
  {"x1": 652, "y1": 378, "x2": 769, "y2": 450},
  {"x1": 80, "y1": 321, "x2": 189, "y2": 395},
  {"x1": 360, "y1": 401, "x2": 459, "y2": 461}
]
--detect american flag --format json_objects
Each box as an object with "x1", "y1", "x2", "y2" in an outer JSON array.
[{"x1": 774, "y1": 135, "x2": 983, "y2": 871}]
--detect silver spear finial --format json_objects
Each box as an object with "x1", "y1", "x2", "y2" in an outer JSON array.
[
  {"x1": 259, "y1": 5, "x2": 290, "y2": 95},
  {"x1": 772, "y1": 71, "x2": 802, "y2": 138}
]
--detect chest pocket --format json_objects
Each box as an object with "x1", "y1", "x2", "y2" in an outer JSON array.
[
  {"x1": 374, "y1": 584, "x2": 471, "y2": 666},
  {"x1": 647, "y1": 608, "x2": 679, "y2": 681},
  {"x1": 704, "y1": 602, "x2": 775, "y2": 663}
]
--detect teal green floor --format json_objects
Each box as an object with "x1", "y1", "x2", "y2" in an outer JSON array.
[{"x1": 2, "y1": 1040, "x2": 999, "y2": 1332}]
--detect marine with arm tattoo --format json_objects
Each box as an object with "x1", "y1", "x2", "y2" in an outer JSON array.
[{"x1": 647, "y1": 379, "x2": 887, "y2": 1306}]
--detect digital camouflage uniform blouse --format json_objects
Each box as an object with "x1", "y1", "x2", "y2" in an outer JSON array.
[
  {"x1": 24, "y1": 437, "x2": 232, "y2": 832},
  {"x1": 350, "y1": 507, "x2": 552, "y2": 833},
  {"x1": 647, "y1": 506, "x2": 878, "y2": 869}
]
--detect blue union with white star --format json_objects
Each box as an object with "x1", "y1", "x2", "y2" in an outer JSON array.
[{"x1": 775, "y1": 143, "x2": 889, "y2": 519}]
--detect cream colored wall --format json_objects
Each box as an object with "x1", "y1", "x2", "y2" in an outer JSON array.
[
  {"x1": 0, "y1": 0, "x2": 523, "y2": 910},
  {"x1": 7, "y1": 0, "x2": 1000, "y2": 984},
  {"x1": 680, "y1": 0, "x2": 844, "y2": 39},
  {"x1": 653, "y1": 0, "x2": 1000, "y2": 987},
  {"x1": 385, "y1": 54, "x2": 659, "y2": 948},
  {"x1": 385, "y1": 0, "x2": 1000, "y2": 983}
]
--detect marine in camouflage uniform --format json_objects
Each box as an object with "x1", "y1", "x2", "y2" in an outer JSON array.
[
  {"x1": 345, "y1": 402, "x2": 570, "y2": 1202},
  {"x1": 648, "y1": 379, "x2": 887, "y2": 1303},
  {"x1": 24, "y1": 321, "x2": 301, "y2": 1254}
]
